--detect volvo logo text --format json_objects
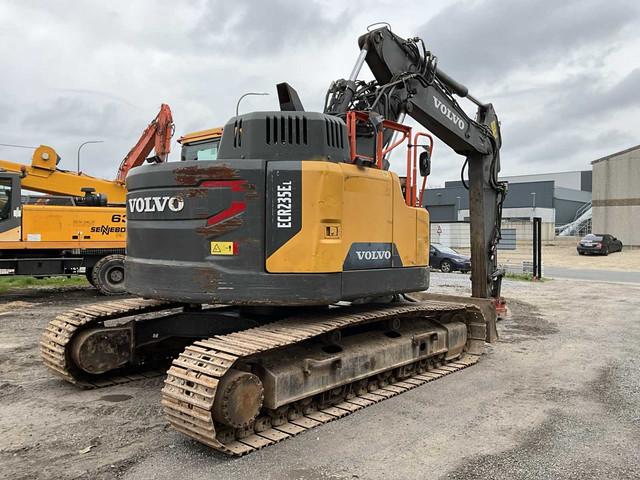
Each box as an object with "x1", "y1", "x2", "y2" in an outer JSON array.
[
  {"x1": 355, "y1": 250, "x2": 392, "y2": 261},
  {"x1": 128, "y1": 196, "x2": 185, "y2": 213},
  {"x1": 433, "y1": 96, "x2": 465, "y2": 130}
]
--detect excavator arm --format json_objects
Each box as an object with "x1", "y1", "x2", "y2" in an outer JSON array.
[
  {"x1": 0, "y1": 145, "x2": 127, "y2": 203},
  {"x1": 0, "y1": 105, "x2": 174, "y2": 204},
  {"x1": 326, "y1": 26, "x2": 508, "y2": 300},
  {"x1": 115, "y1": 103, "x2": 174, "y2": 184}
]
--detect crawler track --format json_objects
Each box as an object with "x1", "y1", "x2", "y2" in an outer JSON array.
[
  {"x1": 162, "y1": 300, "x2": 486, "y2": 455},
  {"x1": 40, "y1": 298, "x2": 180, "y2": 388}
]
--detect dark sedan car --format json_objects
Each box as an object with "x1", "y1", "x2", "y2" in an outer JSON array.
[
  {"x1": 429, "y1": 243, "x2": 471, "y2": 273},
  {"x1": 577, "y1": 233, "x2": 623, "y2": 256}
]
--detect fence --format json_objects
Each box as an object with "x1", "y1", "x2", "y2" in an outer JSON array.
[{"x1": 430, "y1": 218, "x2": 545, "y2": 277}]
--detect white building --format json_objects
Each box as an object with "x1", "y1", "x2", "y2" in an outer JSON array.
[{"x1": 592, "y1": 145, "x2": 640, "y2": 246}]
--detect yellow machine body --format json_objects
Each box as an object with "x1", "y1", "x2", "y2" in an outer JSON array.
[
  {"x1": 266, "y1": 161, "x2": 429, "y2": 273},
  {"x1": 1, "y1": 205, "x2": 126, "y2": 250}
]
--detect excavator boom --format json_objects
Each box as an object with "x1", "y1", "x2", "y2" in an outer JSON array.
[{"x1": 115, "y1": 103, "x2": 174, "y2": 184}]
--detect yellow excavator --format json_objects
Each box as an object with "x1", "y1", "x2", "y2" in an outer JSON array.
[
  {"x1": 0, "y1": 108, "x2": 222, "y2": 294},
  {"x1": 41, "y1": 27, "x2": 507, "y2": 455}
]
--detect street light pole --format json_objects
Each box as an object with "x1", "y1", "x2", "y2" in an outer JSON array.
[
  {"x1": 235, "y1": 92, "x2": 270, "y2": 118},
  {"x1": 530, "y1": 192, "x2": 536, "y2": 221},
  {"x1": 77, "y1": 140, "x2": 103, "y2": 174}
]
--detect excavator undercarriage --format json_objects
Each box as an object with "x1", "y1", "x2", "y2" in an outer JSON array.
[{"x1": 41, "y1": 296, "x2": 490, "y2": 455}]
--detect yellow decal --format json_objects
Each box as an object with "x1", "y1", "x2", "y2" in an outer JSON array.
[
  {"x1": 490, "y1": 121, "x2": 499, "y2": 139},
  {"x1": 210, "y1": 241, "x2": 234, "y2": 255}
]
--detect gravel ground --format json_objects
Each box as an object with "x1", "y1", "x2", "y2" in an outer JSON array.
[{"x1": 0, "y1": 273, "x2": 639, "y2": 480}]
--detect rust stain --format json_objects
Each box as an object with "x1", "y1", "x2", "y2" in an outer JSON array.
[
  {"x1": 194, "y1": 266, "x2": 220, "y2": 291},
  {"x1": 174, "y1": 164, "x2": 240, "y2": 185},
  {"x1": 243, "y1": 183, "x2": 259, "y2": 200},
  {"x1": 186, "y1": 188, "x2": 209, "y2": 198},
  {"x1": 196, "y1": 216, "x2": 244, "y2": 237}
]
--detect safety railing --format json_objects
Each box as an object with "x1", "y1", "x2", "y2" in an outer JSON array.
[{"x1": 345, "y1": 111, "x2": 432, "y2": 207}]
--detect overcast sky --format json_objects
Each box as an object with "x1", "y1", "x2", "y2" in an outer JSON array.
[{"x1": 1, "y1": 0, "x2": 639, "y2": 187}]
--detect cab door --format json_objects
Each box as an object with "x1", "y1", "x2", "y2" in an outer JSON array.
[{"x1": 0, "y1": 173, "x2": 21, "y2": 240}]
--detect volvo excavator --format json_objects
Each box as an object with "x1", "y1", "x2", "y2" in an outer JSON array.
[{"x1": 41, "y1": 26, "x2": 507, "y2": 455}]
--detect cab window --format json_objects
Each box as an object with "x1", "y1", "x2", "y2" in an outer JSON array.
[
  {"x1": 0, "y1": 178, "x2": 12, "y2": 220},
  {"x1": 181, "y1": 139, "x2": 219, "y2": 162}
]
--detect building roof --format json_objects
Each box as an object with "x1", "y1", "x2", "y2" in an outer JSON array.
[
  {"x1": 591, "y1": 144, "x2": 640, "y2": 165},
  {"x1": 499, "y1": 169, "x2": 589, "y2": 179}
]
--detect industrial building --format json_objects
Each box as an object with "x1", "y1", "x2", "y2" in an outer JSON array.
[
  {"x1": 423, "y1": 170, "x2": 592, "y2": 226},
  {"x1": 592, "y1": 145, "x2": 640, "y2": 246}
]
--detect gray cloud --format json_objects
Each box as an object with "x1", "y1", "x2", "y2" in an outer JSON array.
[
  {"x1": 191, "y1": 0, "x2": 352, "y2": 55},
  {"x1": 551, "y1": 68, "x2": 640, "y2": 120},
  {"x1": 497, "y1": 67, "x2": 640, "y2": 167},
  {"x1": 417, "y1": 0, "x2": 637, "y2": 83},
  {"x1": 21, "y1": 96, "x2": 140, "y2": 138}
]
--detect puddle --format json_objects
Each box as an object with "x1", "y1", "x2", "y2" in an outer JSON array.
[{"x1": 99, "y1": 394, "x2": 133, "y2": 403}]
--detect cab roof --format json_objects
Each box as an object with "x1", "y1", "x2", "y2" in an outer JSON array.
[{"x1": 178, "y1": 128, "x2": 223, "y2": 145}]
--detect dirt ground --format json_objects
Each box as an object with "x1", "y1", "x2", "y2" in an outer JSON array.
[{"x1": 1, "y1": 276, "x2": 639, "y2": 480}]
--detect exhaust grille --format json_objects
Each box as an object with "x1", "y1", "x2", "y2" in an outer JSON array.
[
  {"x1": 266, "y1": 115, "x2": 308, "y2": 145},
  {"x1": 325, "y1": 118, "x2": 344, "y2": 148},
  {"x1": 233, "y1": 118, "x2": 243, "y2": 148}
]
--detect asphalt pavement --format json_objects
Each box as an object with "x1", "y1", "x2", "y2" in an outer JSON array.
[{"x1": 544, "y1": 266, "x2": 640, "y2": 284}]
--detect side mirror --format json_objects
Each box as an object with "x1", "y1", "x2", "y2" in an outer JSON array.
[{"x1": 419, "y1": 150, "x2": 431, "y2": 177}]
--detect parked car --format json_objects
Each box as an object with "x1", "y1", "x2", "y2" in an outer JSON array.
[
  {"x1": 429, "y1": 243, "x2": 471, "y2": 273},
  {"x1": 577, "y1": 233, "x2": 623, "y2": 256}
]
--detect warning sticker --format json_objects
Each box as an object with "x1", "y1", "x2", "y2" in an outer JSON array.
[{"x1": 210, "y1": 241, "x2": 235, "y2": 255}]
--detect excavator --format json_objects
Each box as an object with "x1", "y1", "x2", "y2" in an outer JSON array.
[
  {"x1": 41, "y1": 26, "x2": 507, "y2": 455},
  {"x1": 0, "y1": 104, "x2": 185, "y2": 294}
]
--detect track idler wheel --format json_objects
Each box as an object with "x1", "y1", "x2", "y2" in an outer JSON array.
[
  {"x1": 70, "y1": 327, "x2": 132, "y2": 375},
  {"x1": 212, "y1": 369, "x2": 264, "y2": 428}
]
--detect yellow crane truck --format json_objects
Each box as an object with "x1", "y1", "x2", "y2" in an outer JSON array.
[
  {"x1": 0, "y1": 145, "x2": 129, "y2": 294},
  {"x1": 0, "y1": 128, "x2": 222, "y2": 294}
]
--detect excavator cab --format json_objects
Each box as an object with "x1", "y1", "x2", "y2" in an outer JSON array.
[
  {"x1": 178, "y1": 128, "x2": 223, "y2": 162},
  {"x1": 0, "y1": 173, "x2": 20, "y2": 236}
]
